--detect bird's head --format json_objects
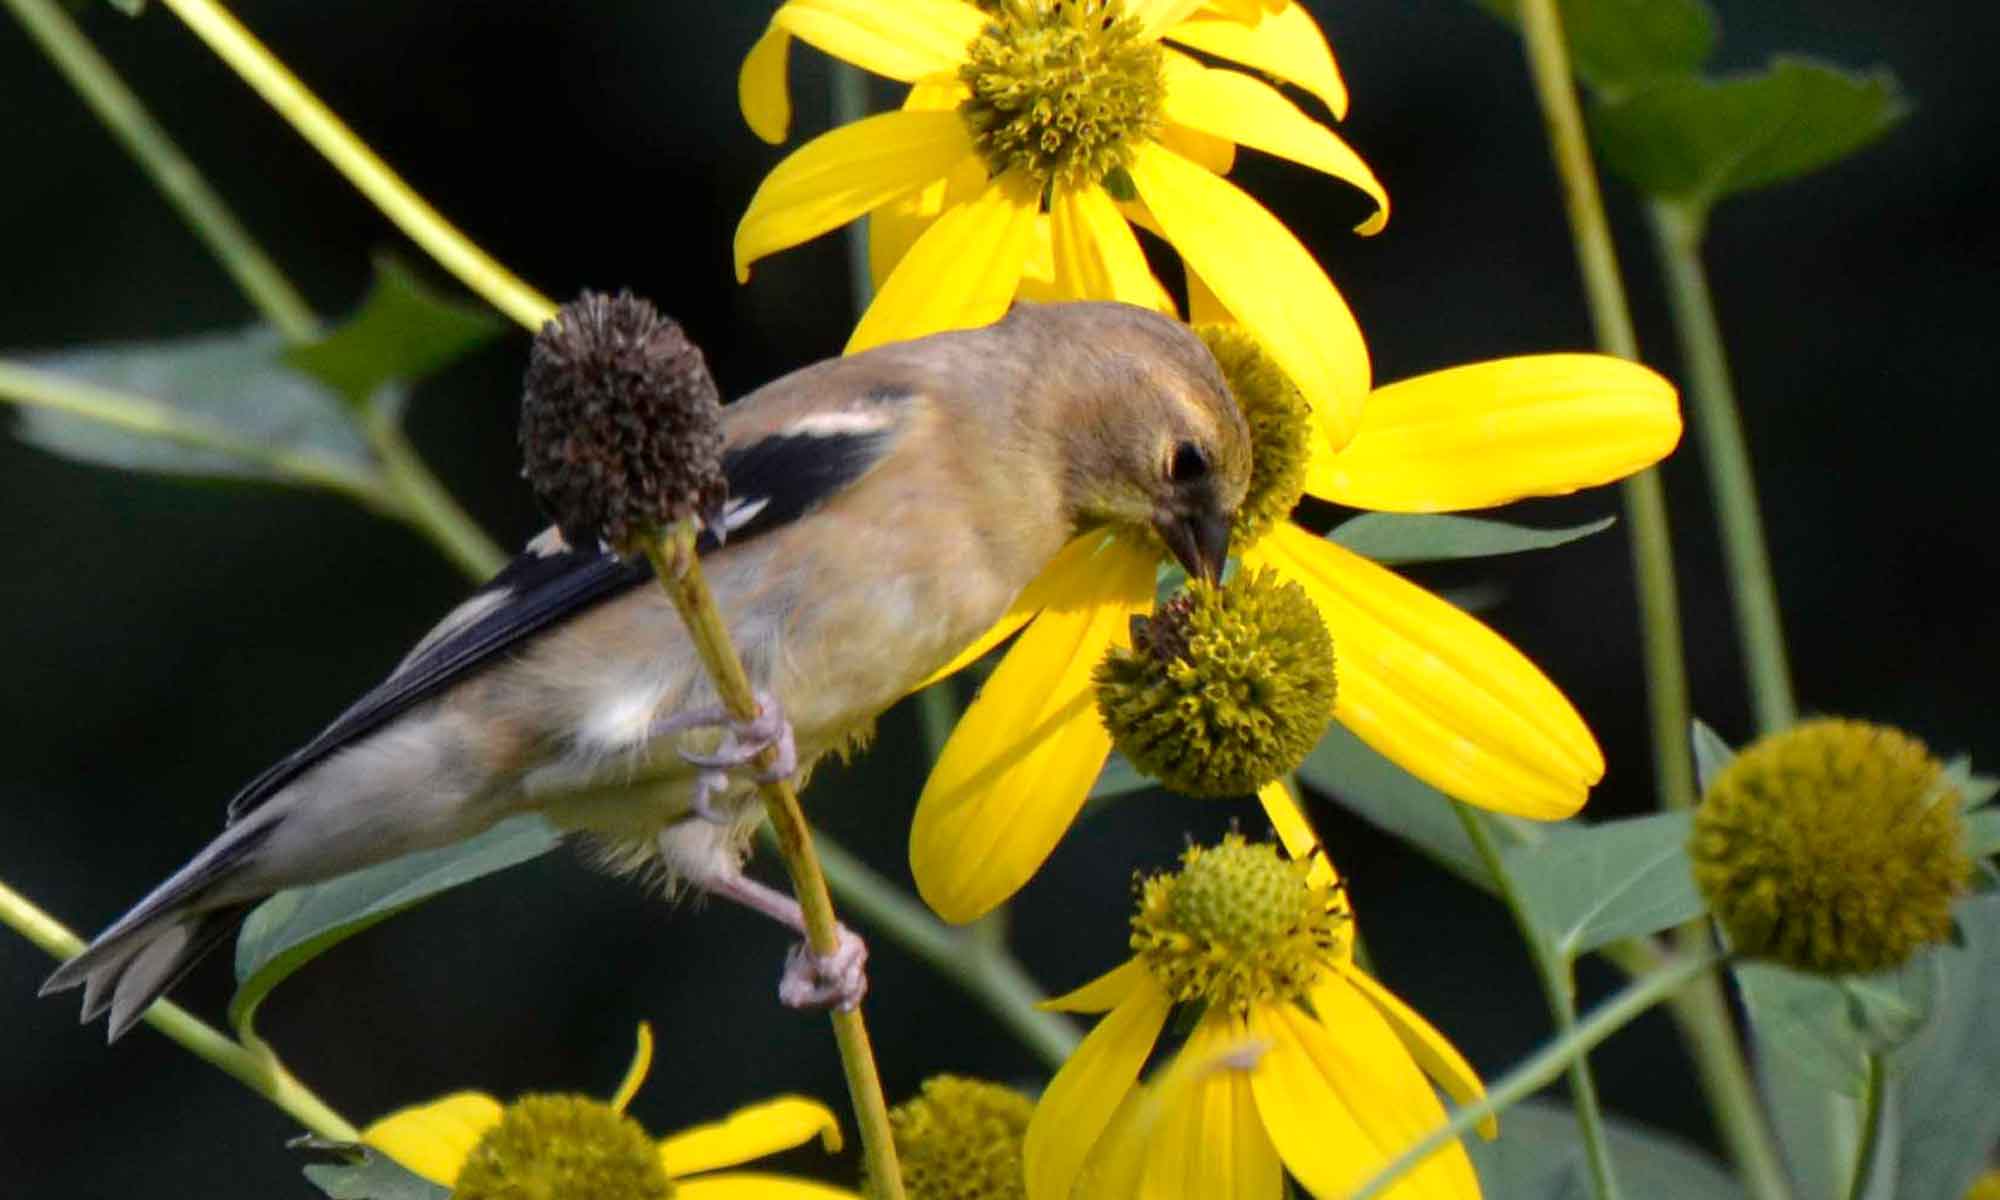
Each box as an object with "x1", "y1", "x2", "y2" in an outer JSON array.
[{"x1": 1010, "y1": 302, "x2": 1251, "y2": 582}]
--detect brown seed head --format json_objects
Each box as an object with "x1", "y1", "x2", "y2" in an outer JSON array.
[{"x1": 519, "y1": 291, "x2": 726, "y2": 554}]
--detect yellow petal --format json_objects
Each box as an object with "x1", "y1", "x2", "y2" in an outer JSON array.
[
  {"x1": 1256, "y1": 779, "x2": 1340, "y2": 892},
  {"x1": 362, "y1": 1092, "x2": 503, "y2": 1188},
  {"x1": 658, "y1": 1097, "x2": 844, "y2": 1177},
  {"x1": 1184, "y1": 260, "x2": 1229, "y2": 325},
  {"x1": 1131, "y1": 0, "x2": 1207, "y2": 39},
  {"x1": 1156, "y1": 119, "x2": 1236, "y2": 175},
  {"x1": 1161, "y1": 55, "x2": 1386, "y2": 234},
  {"x1": 771, "y1": 0, "x2": 985, "y2": 84},
  {"x1": 1252, "y1": 522, "x2": 1601, "y2": 818},
  {"x1": 1251, "y1": 997, "x2": 1477, "y2": 1200},
  {"x1": 868, "y1": 83, "x2": 979, "y2": 288},
  {"x1": 1310, "y1": 354, "x2": 1683, "y2": 512},
  {"x1": 847, "y1": 170, "x2": 1039, "y2": 353},
  {"x1": 676, "y1": 1175, "x2": 860, "y2": 1200},
  {"x1": 735, "y1": 109, "x2": 973, "y2": 282},
  {"x1": 609, "y1": 1022, "x2": 655, "y2": 1113},
  {"x1": 911, "y1": 534, "x2": 1158, "y2": 921},
  {"x1": 1043, "y1": 956, "x2": 1150, "y2": 1014},
  {"x1": 1139, "y1": 1016, "x2": 1284, "y2": 1199},
  {"x1": 739, "y1": 27, "x2": 794, "y2": 144},
  {"x1": 1050, "y1": 185, "x2": 1175, "y2": 312},
  {"x1": 1127, "y1": 141, "x2": 1368, "y2": 448},
  {"x1": 1337, "y1": 960, "x2": 1496, "y2": 1139},
  {"x1": 1199, "y1": 0, "x2": 1266, "y2": 21},
  {"x1": 1024, "y1": 977, "x2": 1175, "y2": 1200},
  {"x1": 1166, "y1": 5, "x2": 1348, "y2": 119}
]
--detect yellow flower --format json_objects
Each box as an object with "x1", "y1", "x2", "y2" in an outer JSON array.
[
  {"x1": 909, "y1": 331, "x2": 1681, "y2": 922},
  {"x1": 363, "y1": 1024, "x2": 854, "y2": 1199},
  {"x1": 734, "y1": 0, "x2": 1387, "y2": 447},
  {"x1": 1022, "y1": 833, "x2": 1489, "y2": 1199}
]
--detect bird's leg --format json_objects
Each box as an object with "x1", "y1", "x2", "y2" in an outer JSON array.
[
  {"x1": 648, "y1": 690, "x2": 798, "y2": 824},
  {"x1": 699, "y1": 869, "x2": 870, "y2": 1012}
]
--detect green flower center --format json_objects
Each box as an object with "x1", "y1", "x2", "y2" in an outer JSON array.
[
  {"x1": 1130, "y1": 834, "x2": 1349, "y2": 1013},
  {"x1": 1196, "y1": 325, "x2": 1313, "y2": 546},
  {"x1": 1095, "y1": 568, "x2": 1336, "y2": 797},
  {"x1": 454, "y1": 1095, "x2": 673, "y2": 1200},
  {"x1": 959, "y1": 0, "x2": 1164, "y2": 195},
  {"x1": 1690, "y1": 718, "x2": 1970, "y2": 975},
  {"x1": 868, "y1": 1075, "x2": 1033, "y2": 1200}
]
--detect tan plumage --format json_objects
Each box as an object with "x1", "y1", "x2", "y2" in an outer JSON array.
[{"x1": 43, "y1": 300, "x2": 1251, "y2": 1036}]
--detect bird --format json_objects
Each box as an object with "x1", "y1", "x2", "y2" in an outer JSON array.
[{"x1": 41, "y1": 299, "x2": 1252, "y2": 1039}]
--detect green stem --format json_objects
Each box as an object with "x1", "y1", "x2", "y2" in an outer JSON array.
[
  {"x1": 643, "y1": 525, "x2": 906, "y2": 1200},
  {"x1": 4, "y1": 0, "x2": 317, "y2": 341},
  {"x1": 1649, "y1": 201, "x2": 1798, "y2": 735},
  {"x1": 1516, "y1": 0, "x2": 1695, "y2": 819},
  {"x1": 158, "y1": 0, "x2": 556, "y2": 332},
  {"x1": 1352, "y1": 944, "x2": 1724, "y2": 1200},
  {"x1": 829, "y1": 61, "x2": 876, "y2": 322},
  {"x1": 809, "y1": 832, "x2": 1080, "y2": 1069},
  {"x1": 0, "y1": 359, "x2": 396, "y2": 513},
  {"x1": 1844, "y1": 1054, "x2": 1888, "y2": 1200},
  {"x1": 364, "y1": 411, "x2": 506, "y2": 578},
  {"x1": 0, "y1": 879, "x2": 357, "y2": 1140},
  {"x1": 1456, "y1": 804, "x2": 1622, "y2": 1200}
]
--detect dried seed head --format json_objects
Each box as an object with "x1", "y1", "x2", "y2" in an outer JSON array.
[{"x1": 520, "y1": 291, "x2": 726, "y2": 555}]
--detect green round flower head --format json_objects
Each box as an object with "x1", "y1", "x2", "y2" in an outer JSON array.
[
  {"x1": 959, "y1": 0, "x2": 1164, "y2": 195},
  {"x1": 454, "y1": 1094, "x2": 673, "y2": 1200},
  {"x1": 1130, "y1": 834, "x2": 1349, "y2": 1014},
  {"x1": 1690, "y1": 718, "x2": 1970, "y2": 975},
  {"x1": 1095, "y1": 568, "x2": 1335, "y2": 796},
  {"x1": 866, "y1": 1075, "x2": 1033, "y2": 1200},
  {"x1": 1195, "y1": 324, "x2": 1312, "y2": 546},
  {"x1": 520, "y1": 291, "x2": 727, "y2": 557}
]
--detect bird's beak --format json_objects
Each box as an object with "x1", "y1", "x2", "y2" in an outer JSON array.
[{"x1": 1158, "y1": 509, "x2": 1232, "y2": 584}]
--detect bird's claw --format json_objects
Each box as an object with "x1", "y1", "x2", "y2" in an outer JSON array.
[
  {"x1": 778, "y1": 925, "x2": 869, "y2": 1012},
  {"x1": 659, "y1": 691, "x2": 798, "y2": 824}
]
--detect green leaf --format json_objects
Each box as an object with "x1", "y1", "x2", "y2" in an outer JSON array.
[
  {"x1": 284, "y1": 257, "x2": 505, "y2": 408},
  {"x1": 230, "y1": 814, "x2": 561, "y2": 1033},
  {"x1": 1470, "y1": 0, "x2": 1715, "y2": 97},
  {"x1": 1737, "y1": 950, "x2": 1941, "y2": 1096},
  {"x1": 1966, "y1": 809, "x2": 2000, "y2": 860},
  {"x1": 12, "y1": 328, "x2": 374, "y2": 483},
  {"x1": 301, "y1": 1146, "x2": 450, "y2": 1200},
  {"x1": 1690, "y1": 717, "x2": 1735, "y2": 794},
  {"x1": 100, "y1": 0, "x2": 146, "y2": 14},
  {"x1": 1594, "y1": 57, "x2": 1910, "y2": 211},
  {"x1": 1298, "y1": 723, "x2": 1494, "y2": 888},
  {"x1": 1329, "y1": 514, "x2": 1615, "y2": 566},
  {"x1": 1502, "y1": 812, "x2": 1703, "y2": 960},
  {"x1": 1465, "y1": 1099, "x2": 1744, "y2": 1199},
  {"x1": 1891, "y1": 894, "x2": 2000, "y2": 1200}
]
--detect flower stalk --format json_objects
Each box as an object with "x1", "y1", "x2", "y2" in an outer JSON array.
[
  {"x1": 1649, "y1": 200, "x2": 1798, "y2": 734},
  {"x1": 0, "y1": 880, "x2": 358, "y2": 1142},
  {"x1": 641, "y1": 520, "x2": 907, "y2": 1200},
  {"x1": 1352, "y1": 942, "x2": 1725, "y2": 1200},
  {"x1": 1456, "y1": 802, "x2": 1623, "y2": 1200},
  {"x1": 1513, "y1": 7, "x2": 1794, "y2": 1200},
  {"x1": 157, "y1": 0, "x2": 557, "y2": 332},
  {"x1": 4, "y1": 0, "x2": 317, "y2": 342}
]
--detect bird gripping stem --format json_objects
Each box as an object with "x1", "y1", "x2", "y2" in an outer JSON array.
[{"x1": 642, "y1": 519, "x2": 908, "y2": 1200}]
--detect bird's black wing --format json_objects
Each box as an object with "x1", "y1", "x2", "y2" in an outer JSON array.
[{"x1": 224, "y1": 424, "x2": 897, "y2": 823}]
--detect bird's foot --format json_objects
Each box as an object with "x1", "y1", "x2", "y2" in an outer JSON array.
[
  {"x1": 779, "y1": 925, "x2": 870, "y2": 1012},
  {"x1": 652, "y1": 690, "x2": 798, "y2": 823}
]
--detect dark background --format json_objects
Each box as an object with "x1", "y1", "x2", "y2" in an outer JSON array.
[{"x1": 3, "y1": 0, "x2": 1993, "y2": 1194}]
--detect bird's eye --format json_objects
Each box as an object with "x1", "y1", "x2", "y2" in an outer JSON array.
[{"x1": 1167, "y1": 440, "x2": 1209, "y2": 483}]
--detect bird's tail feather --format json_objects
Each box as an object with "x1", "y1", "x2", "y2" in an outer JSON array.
[{"x1": 42, "y1": 817, "x2": 274, "y2": 1040}]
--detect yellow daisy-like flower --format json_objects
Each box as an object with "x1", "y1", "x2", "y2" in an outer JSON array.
[
  {"x1": 362, "y1": 1024, "x2": 854, "y2": 1199},
  {"x1": 734, "y1": 0, "x2": 1387, "y2": 447},
  {"x1": 910, "y1": 330, "x2": 1681, "y2": 922},
  {"x1": 1023, "y1": 832, "x2": 1489, "y2": 1199}
]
